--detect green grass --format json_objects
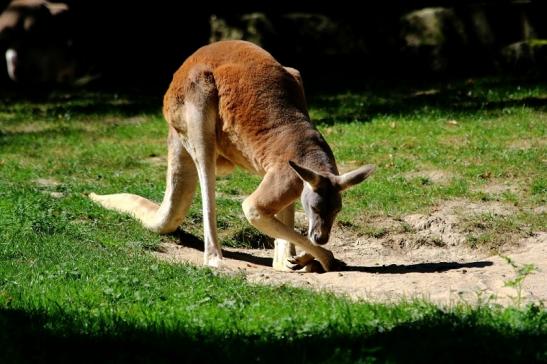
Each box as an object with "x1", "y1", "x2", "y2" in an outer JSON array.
[{"x1": 0, "y1": 78, "x2": 546, "y2": 362}]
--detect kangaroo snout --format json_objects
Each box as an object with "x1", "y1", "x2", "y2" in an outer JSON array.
[{"x1": 310, "y1": 232, "x2": 330, "y2": 245}]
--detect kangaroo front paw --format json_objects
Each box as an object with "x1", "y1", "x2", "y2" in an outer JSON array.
[
  {"x1": 272, "y1": 257, "x2": 323, "y2": 273},
  {"x1": 316, "y1": 248, "x2": 335, "y2": 272},
  {"x1": 273, "y1": 257, "x2": 296, "y2": 272},
  {"x1": 293, "y1": 259, "x2": 324, "y2": 273},
  {"x1": 287, "y1": 252, "x2": 314, "y2": 267},
  {"x1": 285, "y1": 252, "x2": 321, "y2": 272},
  {"x1": 276, "y1": 249, "x2": 336, "y2": 273},
  {"x1": 272, "y1": 253, "x2": 313, "y2": 272}
]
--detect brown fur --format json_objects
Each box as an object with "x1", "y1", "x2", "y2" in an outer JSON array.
[{"x1": 164, "y1": 40, "x2": 337, "y2": 181}]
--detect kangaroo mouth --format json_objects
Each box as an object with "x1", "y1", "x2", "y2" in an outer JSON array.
[{"x1": 310, "y1": 233, "x2": 329, "y2": 245}]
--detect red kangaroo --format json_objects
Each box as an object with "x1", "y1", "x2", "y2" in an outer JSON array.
[{"x1": 90, "y1": 40, "x2": 375, "y2": 271}]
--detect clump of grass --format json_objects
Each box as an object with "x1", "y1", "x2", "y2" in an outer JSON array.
[
  {"x1": 531, "y1": 178, "x2": 546, "y2": 195},
  {"x1": 501, "y1": 255, "x2": 538, "y2": 308},
  {"x1": 363, "y1": 226, "x2": 389, "y2": 239},
  {"x1": 467, "y1": 233, "x2": 495, "y2": 249},
  {"x1": 399, "y1": 221, "x2": 416, "y2": 234},
  {"x1": 462, "y1": 212, "x2": 541, "y2": 251}
]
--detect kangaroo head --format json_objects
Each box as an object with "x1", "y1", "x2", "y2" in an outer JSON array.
[{"x1": 289, "y1": 160, "x2": 375, "y2": 246}]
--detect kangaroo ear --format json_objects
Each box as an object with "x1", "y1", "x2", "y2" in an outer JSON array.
[
  {"x1": 288, "y1": 160, "x2": 321, "y2": 188},
  {"x1": 336, "y1": 165, "x2": 376, "y2": 191},
  {"x1": 45, "y1": 2, "x2": 69, "y2": 16}
]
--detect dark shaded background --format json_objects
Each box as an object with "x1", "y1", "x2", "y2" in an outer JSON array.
[{"x1": 0, "y1": 0, "x2": 546, "y2": 92}]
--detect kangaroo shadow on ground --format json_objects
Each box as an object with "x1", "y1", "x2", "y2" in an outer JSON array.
[
  {"x1": 342, "y1": 261, "x2": 494, "y2": 274},
  {"x1": 170, "y1": 229, "x2": 493, "y2": 274},
  {"x1": 170, "y1": 229, "x2": 274, "y2": 267}
]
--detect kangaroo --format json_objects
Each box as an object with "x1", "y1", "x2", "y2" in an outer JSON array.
[{"x1": 90, "y1": 40, "x2": 375, "y2": 272}]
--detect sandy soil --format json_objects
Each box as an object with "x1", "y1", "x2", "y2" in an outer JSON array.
[{"x1": 154, "y1": 199, "x2": 546, "y2": 307}]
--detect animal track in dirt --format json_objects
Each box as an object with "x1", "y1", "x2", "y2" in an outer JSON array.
[{"x1": 154, "y1": 199, "x2": 546, "y2": 306}]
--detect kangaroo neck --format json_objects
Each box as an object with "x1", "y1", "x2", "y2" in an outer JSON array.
[{"x1": 290, "y1": 127, "x2": 339, "y2": 176}]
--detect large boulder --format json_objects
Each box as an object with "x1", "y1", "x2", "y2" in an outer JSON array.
[
  {"x1": 500, "y1": 39, "x2": 547, "y2": 71},
  {"x1": 400, "y1": 7, "x2": 467, "y2": 72}
]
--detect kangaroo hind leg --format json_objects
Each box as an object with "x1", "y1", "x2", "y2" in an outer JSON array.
[
  {"x1": 182, "y1": 67, "x2": 223, "y2": 267},
  {"x1": 90, "y1": 126, "x2": 198, "y2": 234}
]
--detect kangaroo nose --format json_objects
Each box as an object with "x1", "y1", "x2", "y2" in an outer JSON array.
[{"x1": 312, "y1": 233, "x2": 329, "y2": 245}]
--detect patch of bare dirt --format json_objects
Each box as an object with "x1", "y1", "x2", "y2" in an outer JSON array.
[
  {"x1": 153, "y1": 199, "x2": 546, "y2": 307},
  {"x1": 508, "y1": 137, "x2": 546, "y2": 150},
  {"x1": 403, "y1": 170, "x2": 453, "y2": 185},
  {"x1": 438, "y1": 135, "x2": 470, "y2": 149},
  {"x1": 144, "y1": 155, "x2": 167, "y2": 167},
  {"x1": 34, "y1": 178, "x2": 61, "y2": 188},
  {"x1": 3, "y1": 122, "x2": 54, "y2": 134},
  {"x1": 35, "y1": 178, "x2": 65, "y2": 198},
  {"x1": 473, "y1": 182, "x2": 520, "y2": 195}
]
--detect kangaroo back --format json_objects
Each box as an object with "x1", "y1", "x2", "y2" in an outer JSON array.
[{"x1": 163, "y1": 40, "x2": 330, "y2": 175}]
